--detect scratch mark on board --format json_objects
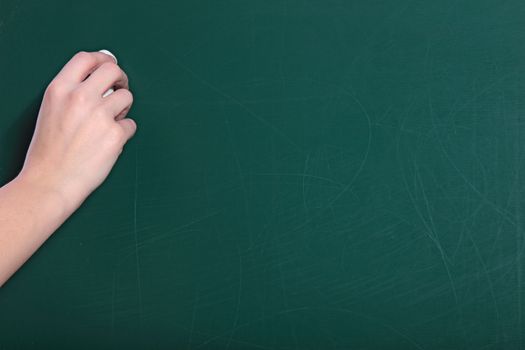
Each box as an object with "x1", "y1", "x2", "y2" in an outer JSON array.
[
  {"x1": 165, "y1": 54, "x2": 304, "y2": 154},
  {"x1": 225, "y1": 243, "x2": 243, "y2": 349}
]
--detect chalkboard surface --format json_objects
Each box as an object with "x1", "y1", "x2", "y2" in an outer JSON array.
[{"x1": 1, "y1": 1, "x2": 525, "y2": 348}]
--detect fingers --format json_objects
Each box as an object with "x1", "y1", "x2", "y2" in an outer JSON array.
[
  {"x1": 100, "y1": 88, "x2": 133, "y2": 120},
  {"x1": 59, "y1": 50, "x2": 137, "y2": 142},
  {"x1": 82, "y1": 61, "x2": 129, "y2": 97},
  {"x1": 56, "y1": 51, "x2": 117, "y2": 84},
  {"x1": 117, "y1": 118, "x2": 137, "y2": 141}
]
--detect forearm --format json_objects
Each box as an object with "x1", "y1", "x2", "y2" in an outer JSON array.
[
  {"x1": 0, "y1": 175, "x2": 69, "y2": 286},
  {"x1": 0, "y1": 50, "x2": 135, "y2": 285}
]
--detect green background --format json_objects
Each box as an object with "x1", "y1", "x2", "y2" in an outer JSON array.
[{"x1": 1, "y1": 0, "x2": 525, "y2": 348}]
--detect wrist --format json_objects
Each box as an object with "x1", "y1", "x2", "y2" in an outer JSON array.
[{"x1": 15, "y1": 169, "x2": 80, "y2": 218}]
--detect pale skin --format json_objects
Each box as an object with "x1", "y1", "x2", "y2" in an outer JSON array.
[{"x1": 0, "y1": 51, "x2": 136, "y2": 286}]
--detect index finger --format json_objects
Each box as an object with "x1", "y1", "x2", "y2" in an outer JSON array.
[{"x1": 55, "y1": 51, "x2": 117, "y2": 84}]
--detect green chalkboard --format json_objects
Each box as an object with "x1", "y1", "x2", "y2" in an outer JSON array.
[{"x1": 1, "y1": 0, "x2": 525, "y2": 348}]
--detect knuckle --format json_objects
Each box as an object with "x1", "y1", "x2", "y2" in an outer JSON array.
[
  {"x1": 45, "y1": 79, "x2": 66, "y2": 99},
  {"x1": 105, "y1": 119, "x2": 122, "y2": 135},
  {"x1": 101, "y1": 61, "x2": 120, "y2": 75},
  {"x1": 70, "y1": 89, "x2": 89, "y2": 105},
  {"x1": 92, "y1": 106, "x2": 108, "y2": 119},
  {"x1": 73, "y1": 51, "x2": 95, "y2": 65},
  {"x1": 108, "y1": 126, "x2": 125, "y2": 144}
]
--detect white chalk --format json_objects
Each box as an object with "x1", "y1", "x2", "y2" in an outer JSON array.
[
  {"x1": 99, "y1": 49, "x2": 117, "y2": 64},
  {"x1": 98, "y1": 49, "x2": 117, "y2": 97}
]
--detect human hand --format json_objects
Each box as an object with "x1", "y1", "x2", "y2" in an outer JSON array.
[{"x1": 18, "y1": 50, "x2": 136, "y2": 214}]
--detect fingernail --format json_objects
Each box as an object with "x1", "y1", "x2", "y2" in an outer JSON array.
[{"x1": 98, "y1": 49, "x2": 118, "y2": 64}]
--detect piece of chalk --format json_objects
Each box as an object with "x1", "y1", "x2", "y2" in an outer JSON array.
[
  {"x1": 98, "y1": 49, "x2": 118, "y2": 97},
  {"x1": 99, "y1": 49, "x2": 117, "y2": 64},
  {"x1": 102, "y1": 87, "x2": 114, "y2": 98}
]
